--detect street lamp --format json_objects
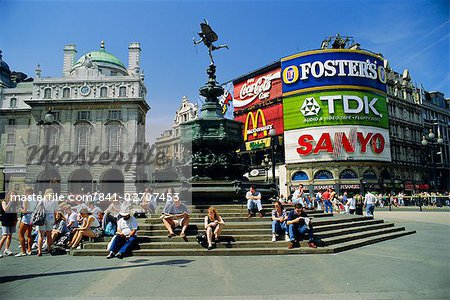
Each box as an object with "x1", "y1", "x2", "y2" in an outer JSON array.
[
  {"x1": 261, "y1": 154, "x2": 272, "y2": 183},
  {"x1": 37, "y1": 109, "x2": 55, "y2": 192},
  {"x1": 269, "y1": 128, "x2": 277, "y2": 186},
  {"x1": 421, "y1": 127, "x2": 444, "y2": 193}
]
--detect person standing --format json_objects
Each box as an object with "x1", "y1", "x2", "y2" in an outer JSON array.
[
  {"x1": 292, "y1": 184, "x2": 304, "y2": 206},
  {"x1": 0, "y1": 191, "x2": 18, "y2": 257},
  {"x1": 246, "y1": 186, "x2": 263, "y2": 218},
  {"x1": 36, "y1": 188, "x2": 58, "y2": 256},
  {"x1": 364, "y1": 191, "x2": 377, "y2": 217},
  {"x1": 322, "y1": 188, "x2": 332, "y2": 214},
  {"x1": 15, "y1": 187, "x2": 36, "y2": 256}
]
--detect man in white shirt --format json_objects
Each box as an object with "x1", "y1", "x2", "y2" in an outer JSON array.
[
  {"x1": 246, "y1": 186, "x2": 263, "y2": 218},
  {"x1": 292, "y1": 184, "x2": 305, "y2": 206},
  {"x1": 364, "y1": 191, "x2": 377, "y2": 217},
  {"x1": 106, "y1": 211, "x2": 138, "y2": 259}
]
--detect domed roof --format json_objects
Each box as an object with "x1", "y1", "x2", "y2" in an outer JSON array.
[
  {"x1": 73, "y1": 41, "x2": 126, "y2": 70},
  {"x1": 0, "y1": 50, "x2": 11, "y2": 73}
]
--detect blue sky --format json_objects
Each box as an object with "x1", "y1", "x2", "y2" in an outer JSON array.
[{"x1": 1, "y1": 0, "x2": 449, "y2": 143}]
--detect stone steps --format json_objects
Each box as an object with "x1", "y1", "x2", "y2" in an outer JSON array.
[{"x1": 71, "y1": 204, "x2": 415, "y2": 256}]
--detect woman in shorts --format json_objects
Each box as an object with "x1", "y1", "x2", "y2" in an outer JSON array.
[
  {"x1": 36, "y1": 188, "x2": 58, "y2": 256},
  {"x1": 204, "y1": 207, "x2": 225, "y2": 250},
  {"x1": 68, "y1": 208, "x2": 102, "y2": 249},
  {"x1": 0, "y1": 191, "x2": 18, "y2": 257},
  {"x1": 15, "y1": 187, "x2": 36, "y2": 257},
  {"x1": 51, "y1": 212, "x2": 68, "y2": 244}
]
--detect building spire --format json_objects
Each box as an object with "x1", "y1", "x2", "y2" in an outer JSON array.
[
  {"x1": 35, "y1": 64, "x2": 41, "y2": 78},
  {"x1": 101, "y1": 40, "x2": 105, "y2": 50}
]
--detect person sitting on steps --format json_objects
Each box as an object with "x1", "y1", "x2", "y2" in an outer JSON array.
[
  {"x1": 204, "y1": 206, "x2": 225, "y2": 250},
  {"x1": 286, "y1": 203, "x2": 317, "y2": 249},
  {"x1": 106, "y1": 211, "x2": 138, "y2": 259},
  {"x1": 161, "y1": 198, "x2": 190, "y2": 239},
  {"x1": 271, "y1": 200, "x2": 289, "y2": 242},
  {"x1": 246, "y1": 185, "x2": 263, "y2": 218}
]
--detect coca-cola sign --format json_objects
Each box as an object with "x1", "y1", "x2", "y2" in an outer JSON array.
[{"x1": 234, "y1": 68, "x2": 282, "y2": 109}]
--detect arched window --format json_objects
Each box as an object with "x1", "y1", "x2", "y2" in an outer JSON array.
[
  {"x1": 62, "y1": 87, "x2": 70, "y2": 99},
  {"x1": 10, "y1": 98, "x2": 17, "y2": 108},
  {"x1": 314, "y1": 170, "x2": 333, "y2": 180},
  {"x1": 339, "y1": 169, "x2": 358, "y2": 179},
  {"x1": 44, "y1": 88, "x2": 52, "y2": 99},
  {"x1": 292, "y1": 171, "x2": 309, "y2": 181},
  {"x1": 100, "y1": 86, "x2": 108, "y2": 98},
  {"x1": 119, "y1": 86, "x2": 127, "y2": 97},
  {"x1": 106, "y1": 124, "x2": 121, "y2": 155},
  {"x1": 76, "y1": 124, "x2": 91, "y2": 160},
  {"x1": 363, "y1": 169, "x2": 377, "y2": 179}
]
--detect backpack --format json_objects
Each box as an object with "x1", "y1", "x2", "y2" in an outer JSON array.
[
  {"x1": 196, "y1": 232, "x2": 207, "y2": 248},
  {"x1": 31, "y1": 201, "x2": 46, "y2": 226},
  {"x1": 104, "y1": 222, "x2": 117, "y2": 236}
]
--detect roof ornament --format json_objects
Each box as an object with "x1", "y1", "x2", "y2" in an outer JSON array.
[
  {"x1": 82, "y1": 54, "x2": 94, "y2": 68},
  {"x1": 35, "y1": 64, "x2": 41, "y2": 78},
  {"x1": 0, "y1": 50, "x2": 2, "y2": 60},
  {"x1": 193, "y1": 19, "x2": 228, "y2": 65},
  {"x1": 100, "y1": 40, "x2": 105, "y2": 50}
]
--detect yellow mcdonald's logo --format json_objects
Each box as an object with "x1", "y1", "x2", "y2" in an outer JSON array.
[{"x1": 244, "y1": 109, "x2": 267, "y2": 141}]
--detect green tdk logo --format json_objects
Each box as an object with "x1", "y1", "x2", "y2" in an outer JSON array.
[{"x1": 284, "y1": 90, "x2": 388, "y2": 130}]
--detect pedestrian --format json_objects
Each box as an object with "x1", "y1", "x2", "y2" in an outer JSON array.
[
  {"x1": 0, "y1": 191, "x2": 18, "y2": 257},
  {"x1": 286, "y1": 203, "x2": 317, "y2": 249},
  {"x1": 106, "y1": 211, "x2": 138, "y2": 259},
  {"x1": 322, "y1": 188, "x2": 333, "y2": 214},
  {"x1": 36, "y1": 188, "x2": 58, "y2": 256},
  {"x1": 161, "y1": 198, "x2": 190, "y2": 238},
  {"x1": 15, "y1": 187, "x2": 36, "y2": 257},
  {"x1": 271, "y1": 200, "x2": 289, "y2": 242},
  {"x1": 364, "y1": 191, "x2": 377, "y2": 217},
  {"x1": 68, "y1": 208, "x2": 102, "y2": 249}
]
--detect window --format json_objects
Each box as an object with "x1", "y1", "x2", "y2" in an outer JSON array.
[
  {"x1": 77, "y1": 111, "x2": 91, "y2": 121},
  {"x1": 44, "y1": 88, "x2": 52, "y2": 99},
  {"x1": 10, "y1": 98, "x2": 17, "y2": 108},
  {"x1": 100, "y1": 87, "x2": 108, "y2": 97},
  {"x1": 119, "y1": 86, "x2": 127, "y2": 97},
  {"x1": 51, "y1": 111, "x2": 60, "y2": 122},
  {"x1": 8, "y1": 119, "x2": 16, "y2": 126},
  {"x1": 108, "y1": 110, "x2": 122, "y2": 120},
  {"x1": 7, "y1": 133, "x2": 15, "y2": 144},
  {"x1": 6, "y1": 151, "x2": 14, "y2": 165},
  {"x1": 76, "y1": 125, "x2": 90, "y2": 160},
  {"x1": 48, "y1": 126, "x2": 60, "y2": 150},
  {"x1": 292, "y1": 171, "x2": 309, "y2": 181},
  {"x1": 62, "y1": 88, "x2": 70, "y2": 99},
  {"x1": 107, "y1": 125, "x2": 121, "y2": 154}
]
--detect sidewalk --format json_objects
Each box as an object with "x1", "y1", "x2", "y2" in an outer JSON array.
[{"x1": 1, "y1": 211, "x2": 449, "y2": 299}]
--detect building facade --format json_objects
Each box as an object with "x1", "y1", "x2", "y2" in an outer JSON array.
[
  {"x1": 1, "y1": 42, "x2": 149, "y2": 195},
  {"x1": 153, "y1": 96, "x2": 197, "y2": 174}
]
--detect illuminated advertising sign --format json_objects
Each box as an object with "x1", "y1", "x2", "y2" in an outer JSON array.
[
  {"x1": 234, "y1": 104, "x2": 284, "y2": 142},
  {"x1": 233, "y1": 68, "x2": 282, "y2": 110},
  {"x1": 283, "y1": 90, "x2": 388, "y2": 130},
  {"x1": 281, "y1": 50, "x2": 387, "y2": 96},
  {"x1": 245, "y1": 137, "x2": 271, "y2": 151},
  {"x1": 285, "y1": 126, "x2": 391, "y2": 163}
]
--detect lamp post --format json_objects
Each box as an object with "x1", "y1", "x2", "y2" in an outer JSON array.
[
  {"x1": 37, "y1": 109, "x2": 55, "y2": 192},
  {"x1": 261, "y1": 154, "x2": 272, "y2": 183},
  {"x1": 421, "y1": 128, "x2": 444, "y2": 192},
  {"x1": 269, "y1": 128, "x2": 277, "y2": 186}
]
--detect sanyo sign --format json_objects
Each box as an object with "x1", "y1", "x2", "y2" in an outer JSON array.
[{"x1": 281, "y1": 50, "x2": 387, "y2": 96}]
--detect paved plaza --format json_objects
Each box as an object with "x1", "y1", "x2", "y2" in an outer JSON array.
[{"x1": 0, "y1": 210, "x2": 449, "y2": 299}]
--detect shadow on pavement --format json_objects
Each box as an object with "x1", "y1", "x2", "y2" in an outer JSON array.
[{"x1": 0, "y1": 259, "x2": 193, "y2": 284}]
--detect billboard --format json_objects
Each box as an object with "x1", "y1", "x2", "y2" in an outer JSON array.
[
  {"x1": 285, "y1": 126, "x2": 391, "y2": 163},
  {"x1": 233, "y1": 68, "x2": 282, "y2": 110},
  {"x1": 283, "y1": 90, "x2": 388, "y2": 130},
  {"x1": 281, "y1": 50, "x2": 387, "y2": 96},
  {"x1": 234, "y1": 104, "x2": 284, "y2": 142}
]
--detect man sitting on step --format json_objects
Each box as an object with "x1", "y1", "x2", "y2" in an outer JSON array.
[
  {"x1": 161, "y1": 198, "x2": 190, "y2": 238},
  {"x1": 286, "y1": 203, "x2": 317, "y2": 249},
  {"x1": 106, "y1": 211, "x2": 138, "y2": 259},
  {"x1": 246, "y1": 185, "x2": 263, "y2": 218}
]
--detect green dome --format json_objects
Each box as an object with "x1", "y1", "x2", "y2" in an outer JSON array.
[{"x1": 74, "y1": 48, "x2": 126, "y2": 69}]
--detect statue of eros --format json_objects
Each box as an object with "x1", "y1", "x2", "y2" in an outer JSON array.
[{"x1": 194, "y1": 19, "x2": 229, "y2": 65}]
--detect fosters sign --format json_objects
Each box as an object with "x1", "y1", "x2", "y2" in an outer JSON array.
[
  {"x1": 283, "y1": 90, "x2": 388, "y2": 130},
  {"x1": 281, "y1": 50, "x2": 387, "y2": 96},
  {"x1": 235, "y1": 104, "x2": 284, "y2": 142}
]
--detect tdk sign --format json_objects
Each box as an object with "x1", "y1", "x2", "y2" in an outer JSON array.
[{"x1": 281, "y1": 50, "x2": 387, "y2": 96}]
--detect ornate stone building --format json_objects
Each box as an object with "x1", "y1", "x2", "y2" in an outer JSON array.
[
  {"x1": 1, "y1": 42, "x2": 150, "y2": 195},
  {"x1": 154, "y1": 96, "x2": 198, "y2": 174}
]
